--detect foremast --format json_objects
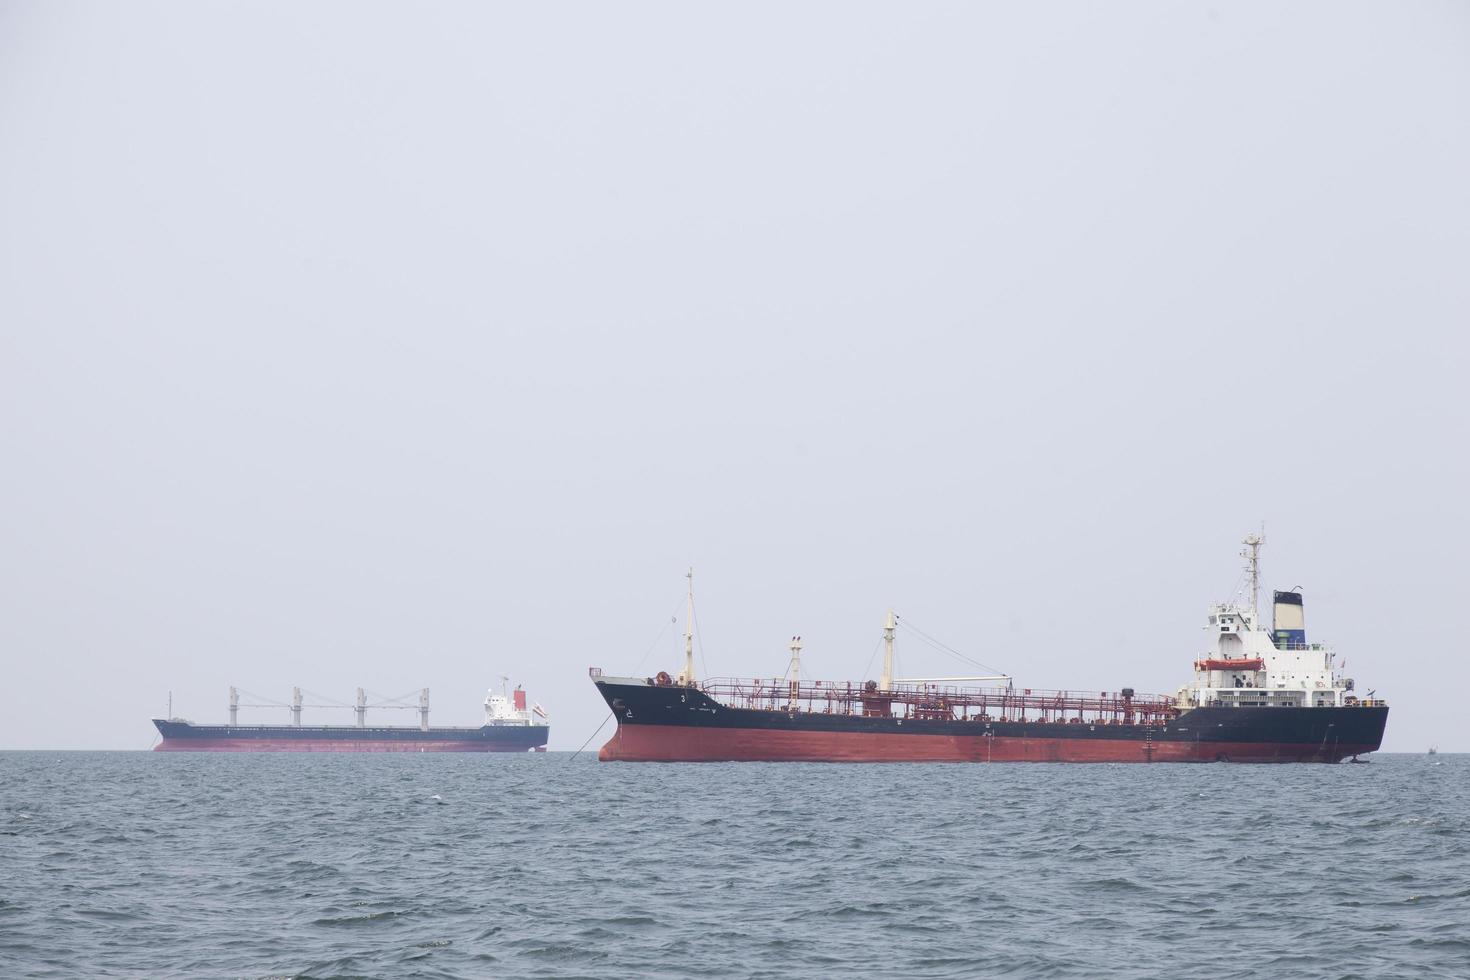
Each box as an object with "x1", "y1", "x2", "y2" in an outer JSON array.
[
  {"x1": 787, "y1": 635, "x2": 802, "y2": 708},
  {"x1": 679, "y1": 567, "x2": 696, "y2": 686},
  {"x1": 881, "y1": 610, "x2": 896, "y2": 691}
]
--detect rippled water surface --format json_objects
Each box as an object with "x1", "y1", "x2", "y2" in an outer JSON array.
[{"x1": 1, "y1": 752, "x2": 1466, "y2": 978}]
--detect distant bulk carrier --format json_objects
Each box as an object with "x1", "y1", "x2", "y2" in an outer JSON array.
[
  {"x1": 153, "y1": 684, "x2": 549, "y2": 752},
  {"x1": 592, "y1": 536, "x2": 1388, "y2": 763}
]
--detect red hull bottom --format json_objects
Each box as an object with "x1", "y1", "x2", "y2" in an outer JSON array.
[
  {"x1": 599, "y1": 725, "x2": 1373, "y2": 763},
  {"x1": 155, "y1": 739, "x2": 534, "y2": 753}
]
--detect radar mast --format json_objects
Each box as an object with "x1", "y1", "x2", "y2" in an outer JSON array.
[{"x1": 1241, "y1": 530, "x2": 1264, "y2": 626}]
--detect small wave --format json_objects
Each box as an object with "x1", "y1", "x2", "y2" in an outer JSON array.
[
  {"x1": 822, "y1": 903, "x2": 900, "y2": 919},
  {"x1": 76, "y1": 907, "x2": 149, "y2": 922},
  {"x1": 311, "y1": 909, "x2": 413, "y2": 927},
  {"x1": 1075, "y1": 876, "x2": 1155, "y2": 894},
  {"x1": 1405, "y1": 936, "x2": 1470, "y2": 950}
]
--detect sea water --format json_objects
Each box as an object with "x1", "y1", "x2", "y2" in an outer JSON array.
[{"x1": 1, "y1": 752, "x2": 1465, "y2": 979}]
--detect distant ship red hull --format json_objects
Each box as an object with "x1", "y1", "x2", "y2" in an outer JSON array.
[
  {"x1": 154, "y1": 738, "x2": 542, "y2": 753},
  {"x1": 152, "y1": 719, "x2": 548, "y2": 753}
]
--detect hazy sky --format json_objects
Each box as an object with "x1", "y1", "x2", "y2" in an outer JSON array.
[{"x1": 2, "y1": 2, "x2": 1466, "y2": 752}]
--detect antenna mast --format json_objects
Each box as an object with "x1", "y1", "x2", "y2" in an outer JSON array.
[
  {"x1": 682, "y1": 568, "x2": 696, "y2": 686},
  {"x1": 1242, "y1": 530, "x2": 1264, "y2": 625},
  {"x1": 881, "y1": 610, "x2": 896, "y2": 691}
]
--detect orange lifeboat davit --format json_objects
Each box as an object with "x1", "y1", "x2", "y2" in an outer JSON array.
[{"x1": 1194, "y1": 658, "x2": 1265, "y2": 672}]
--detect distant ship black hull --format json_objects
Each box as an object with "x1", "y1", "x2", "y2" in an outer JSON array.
[
  {"x1": 152, "y1": 719, "x2": 549, "y2": 753},
  {"x1": 593, "y1": 679, "x2": 1387, "y2": 763}
]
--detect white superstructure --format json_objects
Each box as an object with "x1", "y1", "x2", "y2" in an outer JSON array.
[
  {"x1": 1176, "y1": 533, "x2": 1356, "y2": 710},
  {"x1": 484, "y1": 681, "x2": 548, "y2": 727}
]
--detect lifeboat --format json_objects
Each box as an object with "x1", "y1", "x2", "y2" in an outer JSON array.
[{"x1": 1194, "y1": 658, "x2": 1264, "y2": 672}]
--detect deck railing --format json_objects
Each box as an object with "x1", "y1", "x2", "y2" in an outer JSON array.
[{"x1": 694, "y1": 677, "x2": 1179, "y2": 726}]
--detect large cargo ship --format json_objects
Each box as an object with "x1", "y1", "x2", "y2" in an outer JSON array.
[
  {"x1": 153, "y1": 684, "x2": 549, "y2": 752},
  {"x1": 592, "y1": 537, "x2": 1388, "y2": 763}
]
